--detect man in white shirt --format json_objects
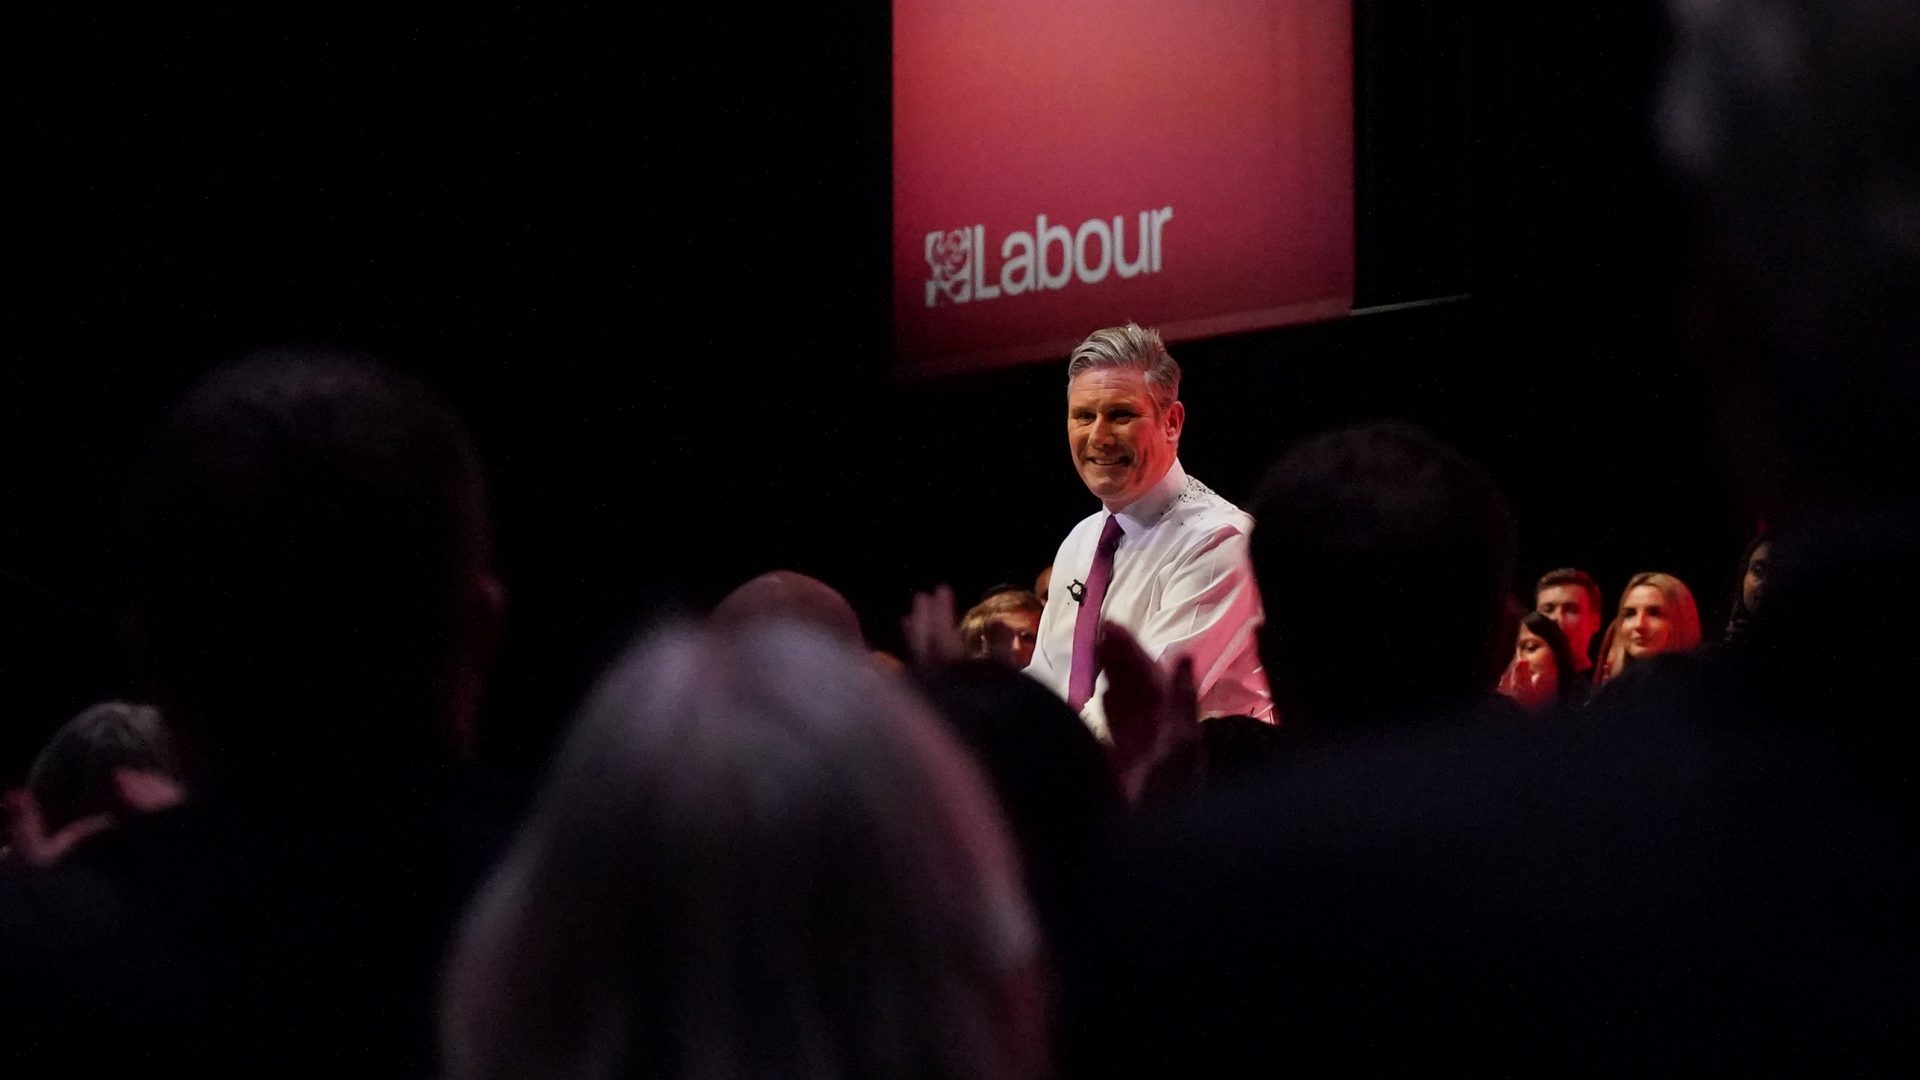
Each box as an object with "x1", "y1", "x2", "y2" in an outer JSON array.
[{"x1": 1025, "y1": 323, "x2": 1272, "y2": 738}]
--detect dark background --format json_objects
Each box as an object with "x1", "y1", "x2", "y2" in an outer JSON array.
[{"x1": 4, "y1": 2, "x2": 1737, "y2": 784}]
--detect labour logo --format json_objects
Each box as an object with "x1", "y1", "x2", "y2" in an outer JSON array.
[
  {"x1": 922, "y1": 208, "x2": 1172, "y2": 308},
  {"x1": 925, "y1": 229, "x2": 973, "y2": 305}
]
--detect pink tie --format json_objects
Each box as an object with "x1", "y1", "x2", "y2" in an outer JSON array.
[{"x1": 1067, "y1": 514, "x2": 1126, "y2": 712}]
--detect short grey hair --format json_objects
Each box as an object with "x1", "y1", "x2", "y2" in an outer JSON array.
[
  {"x1": 441, "y1": 620, "x2": 1043, "y2": 1080},
  {"x1": 27, "y1": 701, "x2": 176, "y2": 830},
  {"x1": 1066, "y1": 322, "x2": 1181, "y2": 415}
]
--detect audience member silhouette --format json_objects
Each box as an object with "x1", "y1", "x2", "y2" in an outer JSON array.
[
  {"x1": 915, "y1": 661, "x2": 1120, "y2": 939},
  {"x1": 1246, "y1": 422, "x2": 1519, "y2": 738},
  {"x1": 711, "y1": 569, "x2": 866, "y2": 646},
  {"x1": 64, "y1": 350, "x2": 509, "y2": 1077},
  {"x1": 0, "y1": 847, "x2": 178, "y2": 1075},
  {"x1": 442, "y1": 622, "x2": 1046, "y2": 1080},
  {"x1": 24, "y1": 702, "x2": 176, "y2": 836}
]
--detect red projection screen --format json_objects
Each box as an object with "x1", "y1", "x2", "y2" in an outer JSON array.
[{"x1": 893, "y1": 0, "x2": 1354, "y2": 376}]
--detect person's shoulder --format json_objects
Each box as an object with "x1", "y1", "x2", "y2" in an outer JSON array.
[
  {"x1": 1166, "y1": 474, "x2": 1253, "y2": 535},
  {"x1": 1153, "y1": 476, "x2": 1253, "y2": 567}
]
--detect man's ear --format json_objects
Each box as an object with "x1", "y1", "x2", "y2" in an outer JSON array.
[
  {"x1": 440, "y1": 571, "x2": 507, "y2": 764},
  {"x1": 1164, "y1": 400, "x2": 1185, "y2": 442},
  {"x1": 464, "y1": 571, "x2": 508, "y2": 670}
]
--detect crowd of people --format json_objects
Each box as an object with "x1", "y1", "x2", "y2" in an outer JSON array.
[
  {"x1": 0, "y1": 340, "x2": 1900, "y2": 1076},
  {"x1": 3, "y1": 0, "x2": 1918, "y2": 1075},
  {"x1": 941, "y1": 552, "x2": 1743, "y2": 724}
]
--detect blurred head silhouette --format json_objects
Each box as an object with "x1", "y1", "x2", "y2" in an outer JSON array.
[
  {"x1": 126, "y1": 349, "x2": 502, "y2": 784},
  {"x1": 442, "y1": 621, "x2": 1044, "y2": 1080},
  {"x1": 1249, "y1": 422, "x2": 1517, "y2": 732},
  {"x1": 711, "y1": 570, "x2": 865, "y2": 646}
]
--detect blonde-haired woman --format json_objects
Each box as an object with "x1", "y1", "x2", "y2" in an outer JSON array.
[{"x1": 1591, "y1": 572, "x2": 1703, "y2": 692}]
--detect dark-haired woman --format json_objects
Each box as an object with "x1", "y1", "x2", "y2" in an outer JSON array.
[
  {"x1": 1498, "y1": 610, "x2": 1583, "y2": 714},
  {"x1": 1723, "y1": 532, "x2": 1771, "y2": 646}
]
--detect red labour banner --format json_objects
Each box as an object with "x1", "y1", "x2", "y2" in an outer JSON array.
[{"x1": 893, "y1": 0, "x2": 1355, "y2": 376}]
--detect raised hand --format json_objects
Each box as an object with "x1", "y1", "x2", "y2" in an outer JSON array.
[
  {"x1": 901, "y1": 584, "x2": 966, "y2": 667},
  {"x1": 4, "y1": 790, "x2": 110, "y2": 866},
  {"x1": 2, "y1": 767, "x2": 186, "y2": 866},
  {"x1": 1096, "y1": 620, "x2": 1199, "y2": 803},
  {"x1": 1497, "y1": 656, "x2": 1553, "y2": 713}
]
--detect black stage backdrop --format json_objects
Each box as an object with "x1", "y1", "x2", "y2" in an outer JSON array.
[{"x1": 5, "y1": 2, "x2": 1734, "y2": 788}]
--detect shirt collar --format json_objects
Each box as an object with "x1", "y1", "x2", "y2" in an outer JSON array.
[{"x1": 1112, "y1": 458, "x2": 1187, "y2": 536}]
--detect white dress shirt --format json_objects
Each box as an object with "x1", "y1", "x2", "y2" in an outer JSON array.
[{"x1": 1026, "y1": 459, "x2": 1272, "y2": 738}]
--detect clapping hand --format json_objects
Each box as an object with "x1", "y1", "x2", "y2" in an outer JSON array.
[
  {"x1": 3, "y1": 768, "x2": 186, "y2": 866},
  {"x1": 1096, "y1": 621, "x2": 1199, "y2": 803},
  {"x1": 901, "y1": 584, "x2": 966, "y2": 668}
]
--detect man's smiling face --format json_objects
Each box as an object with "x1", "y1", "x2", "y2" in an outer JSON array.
[{"x1": 1067, "y1": 367, "x2": 1183, "y2": 512}]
